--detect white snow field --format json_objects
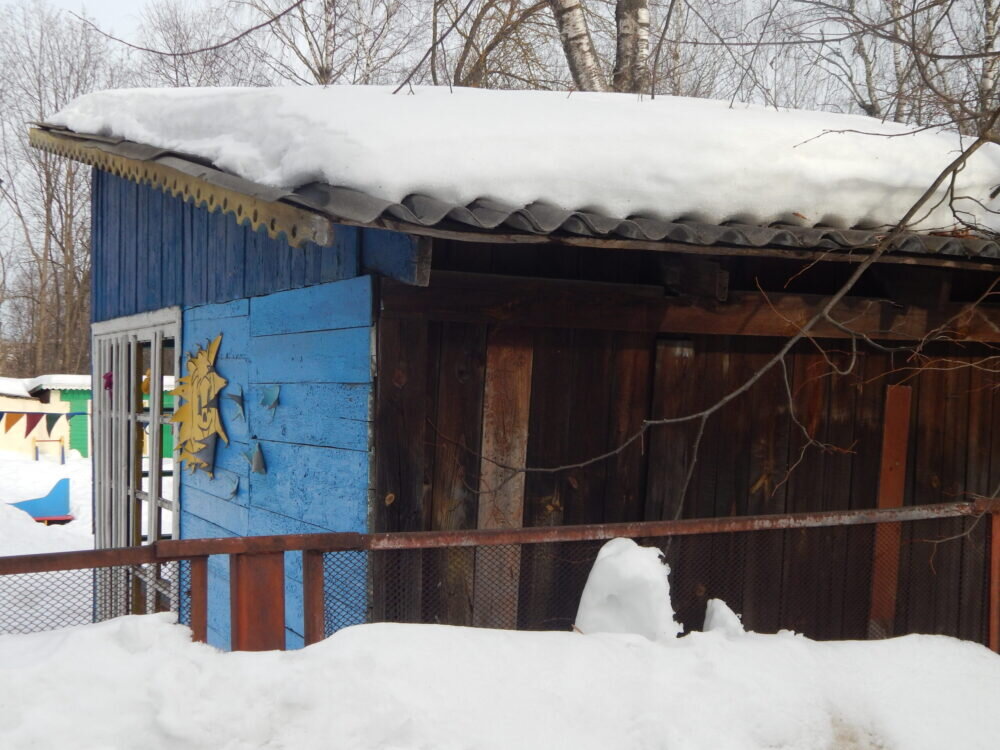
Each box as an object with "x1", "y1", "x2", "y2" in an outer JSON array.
[
  {"x1": 0, "y1": 450, "x2": 93, "y2": 554},
  {"x1": 0, "y1": 452, "x2": 94, "y2": 632},
  {"x1": 1, "y1": 537, "x2": 998, "y2": 750},
  {"x1": 51, "y1": 86, "x2": 1000, "y2": 233}
]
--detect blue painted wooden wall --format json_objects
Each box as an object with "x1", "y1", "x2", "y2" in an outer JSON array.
[
  {"x1": 179, "y1": 277, "x2": 373, "y2": 649},
  {"x1": 89, "y1": 168, "x2": 427, "y2": 649},
  {"x1": 90, "y1": 170, "x2": 360, "y2": 322}
]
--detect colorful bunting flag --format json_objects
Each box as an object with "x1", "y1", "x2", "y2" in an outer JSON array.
[
  {"x1": 24, "y1": 413, "x2": 43, "y2": 436},
  {"x1": 45, "y1": 413, "x2": 62, "y2": 435},
  {"x1": 4, "y1": 412, "x2": 23, "y2": 433}
]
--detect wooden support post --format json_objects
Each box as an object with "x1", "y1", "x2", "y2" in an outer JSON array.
[
  {"x1": 867, "y1": 385, "x2": 913, "y2": 639},
  {"x1": 189, "y1": 556, "x2": 208, "y2": 644},
  {"x1": 990, "y1": 513, "x2": 1000, "y2": 653},
  {"x1": 473, "y1": 327, "x2": 533, "y2": 629},
  {"x1": 230, "y1": 551, "x2": 286, "y2": 651},
  {"x1": 302, "y1": 550, "x2": 326, "y2": 646}
]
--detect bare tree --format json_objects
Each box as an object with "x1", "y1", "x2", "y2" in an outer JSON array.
[
  {"x1": 234, "y1": 0, "x2": 424, "y2": 84},
  {"x1": 136, "y1": 0, "x2": 271, "y2": 87},
  {"x1": 0, "y1": 0, "x2": 127, "y2": 376}
]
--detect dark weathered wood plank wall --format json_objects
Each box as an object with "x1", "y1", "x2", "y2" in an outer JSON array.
[{"x1": 374, "y1": 257, "x2": 1000, "y2": 641}]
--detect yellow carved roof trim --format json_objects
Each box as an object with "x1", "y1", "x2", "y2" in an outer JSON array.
[{"x1": 29, "y1": 127, "x2": 331, "y2": 248}]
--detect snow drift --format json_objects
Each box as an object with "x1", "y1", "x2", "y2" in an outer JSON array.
[
  {"x1": 50, "y1": 86, "x2": 1000, "y2": 233},
  {"x1": 1, "y1": 613, "x2": 999, "y2": 750},
  {"x1": 2, "y1": 538, "x2": 999, "y2": 749}
]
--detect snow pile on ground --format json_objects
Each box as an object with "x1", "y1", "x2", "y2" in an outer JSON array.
[
  {"x1": 0, "y1": 503, "x2": 93, "y2": 631},
  {"x1": 0, "y1": 449, "x2": 94, "y2": 544},
  {"x1": 2, "y1": 539, "x2": 999, "y2": 749},
  {"x1": 0, "y1": 451, "x2": 93, "y2": 631},
  {"x1": 50, "y1": 86, "x2": 1000, "y2": 233},
  {"x1": 575, "y1": 537, "x2": 681, "y2": 640},
  {"x1": 0, "y1": 502, "x2": 88, "y2": 557},
  {"x1": 1, "y1": 612, "x2": 998, "y2": 750}
]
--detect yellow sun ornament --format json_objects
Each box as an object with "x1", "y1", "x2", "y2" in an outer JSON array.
[{"x1": 171, "y1": 334, "x2": 229, "y2": 477}]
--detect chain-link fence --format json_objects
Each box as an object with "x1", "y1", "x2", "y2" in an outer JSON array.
[
  {"x1": 325, "y1": 515, "x2": 993, "y2": 644},
  {"x1": 2, "y1": 505, "x2": 994, "y2": 648},
  {"x1": 0, "y1": 560, "x2": 181, "y2": 635}
]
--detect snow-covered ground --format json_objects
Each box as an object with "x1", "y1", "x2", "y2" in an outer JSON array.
[
  {"x1": 0, "y1": 537, "x2": 998, "y2": 749},
  {"x1": 0, "y1": 452, "x2": 95, "y2": 632},
  {"x1": 0, "y1": 450, "x2": 93, "y2": 555},
  {"x1": 51, "y1": 86, "x2": 1000, "y2": 233}
]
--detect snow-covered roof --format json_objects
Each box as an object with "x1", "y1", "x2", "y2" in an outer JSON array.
[
  {"x1": 0, "y1": 376, "x2": 32, "y2": 399},
  {"x1": 24, "y1": 374, "x2": 91, "y2": 393},
  {"x1": 49, "y1": 86, "x2": 1000, "y2": 233}
]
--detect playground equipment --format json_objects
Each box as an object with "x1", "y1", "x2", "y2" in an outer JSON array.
[
  {"x1": 11, "y1": 479, "x2": 73, "y2": 525},
  {"x1": 33, "y1": 438, "x2": 65, "y2": 465}
]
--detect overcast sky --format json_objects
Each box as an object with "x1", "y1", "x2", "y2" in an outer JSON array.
[{"x1": 49, "y1": 0, "x2": 146, "y2": 40}]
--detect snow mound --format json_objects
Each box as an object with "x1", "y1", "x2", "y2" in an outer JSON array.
[
  {"x1": 2, "y1": 614, "x2": 999, "y2": 749},
  {"x1": 575, "y1": 537, "x2": 681, "y2": 640},
  {"x1": 0, "y1": 503, "x2": 88, "y2": 557},
  {"x1": 0, "y1": 450, "x2": 93, "y2": 548},
  {"x1": 703, "y1": 598, "x2": 745, "y2": 637},
  {"x1": 49, "y1": 86, "x2": 1000, "y2": 233}
]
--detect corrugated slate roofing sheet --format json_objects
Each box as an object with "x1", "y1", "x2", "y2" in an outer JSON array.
[{"x1": 36, "y1": 123, "x2": 1000, "y2": 260}]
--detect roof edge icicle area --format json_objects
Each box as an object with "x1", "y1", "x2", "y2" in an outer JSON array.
[{"x1": 30, "y1": 124, "x2": 1000, "y2": 262}]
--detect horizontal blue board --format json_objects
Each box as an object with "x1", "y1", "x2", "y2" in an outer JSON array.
[
  {"x1": 182, "y1": 465, "x2": 244, "y2": 503},
  {"x1": 179, "y1": 509, "x2": 234, "y2": 540},
  {"x1": 90, "y1": 170, "x2": 362, "y2": 322},
  {"x1": 250, "y1": 276, "x2": 372, "y2": 336},
  {"x1": 183, "y1": 316, "x2": 250, "y2": 371},
  {"x1": 248, "y1": 382, "x2": 370, "y2": 452},
  {"x1": 248, "y1": 441, "x2": 368, "y2": 531},
  {"x1": 250, "y1": 327, "x2": 372, "y2": 384},
  {"x1": 182, "y1": 486, "x2": 249, "y2": 534}
]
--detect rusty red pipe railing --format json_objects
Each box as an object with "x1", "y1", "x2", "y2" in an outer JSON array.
[{"x1": 3, "y1": 499, "x2": 999, "y2": 652}]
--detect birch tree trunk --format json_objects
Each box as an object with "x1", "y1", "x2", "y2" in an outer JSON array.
[
  {"x1": 547, "y1": 0, "x2": 609, "y2": 91},
  {"x1": 613, "y1": 0, "x2": 650, "y2": 93}
]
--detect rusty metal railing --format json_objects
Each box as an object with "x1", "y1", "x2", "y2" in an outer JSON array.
[{"x1": 2, "y1": 499, "x2": 999, "y2": 651}]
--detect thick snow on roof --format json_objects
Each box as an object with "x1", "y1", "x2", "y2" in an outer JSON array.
[
  {"x1": 0, "y1": 377, "x2": 32, "y2": 399},
  {"x1": 23, "y1": 374, "x2": 91, "y2": 393},
  {"x1": 51, "y1": 86, "x2": 1000, "y2": 233}
]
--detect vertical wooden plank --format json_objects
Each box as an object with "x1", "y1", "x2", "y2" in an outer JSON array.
[
  {"x1": 643, "y1": 337, "x2": 696, "y2": 521},
  {"x1": 473, "y1": 327, "x2": 533, "y2": 629},
  {"x1": 225, "y1": 213, "x2": 246, "y2": 301},
  {"x1": 429, "y1": 322, "x2": 486, "y2": 626},
  {"x1": 520, "y1": 328, "x2": 575, "y2": 629},
  {"x1": 815, "y1": 351, "x2": 859, "y2": 639},
  {"x1": 182, "y1": 199, "x2": 197, "y2": 307},
  {"x1": 189, "y1": 556, "x2": 208, "y2": 644},
  {"x1": 302, "y1": 550, "x2": 325, "y2": 645},
  {"x1": 643, "y1": 338, "x2": 709, "y2": 632},
  {"x1": 90, "y1": 169, "x2": 104, "y2": 321},
  {"x1": 900, "y1": 357, "x2": 968, "y2": 637},
  {"x1": 707, "y1": 337, "x2": 754, "y2": 620},
  {"x1": 841, "y1": 351, "x2": 887, "y2": 639},
  {"x1": 230, "y1": 552, "x2": 286, "y2": 651},
  {"x1": 372, "y1": 318, "x2": 432, "y2": 623},
  {"x1": 374, "y1": 318, "x2": 432, "y2": 533},
  {"x1": 961, "y1": 360, "x2": 993, "y2": 642},
  {"x1": 603, "y1": 332, "x2": 654, "y2": 523},
  {"x1": 740, "y1": 338, "x2": 791, "y2": 633},
  {"x1": 135, "y1": 179, "x2": 149, "y2": 313},
  {"x1": 780, "y1": 350, "x2": 830, "y2": 637},
  {"x1": 562, "y1": 330, "x2": 615, "y2": 526},
  {"x1": 990, "y1": 513, "x2": 1000, "y2": 652},
  {"x1": 867, "y1": 384, "x2": 913, "y2": 638}
]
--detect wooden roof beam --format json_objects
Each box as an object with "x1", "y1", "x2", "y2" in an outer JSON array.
[{"x1": 381, "y1": 270, "x2": 1000, "y2": 343}]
